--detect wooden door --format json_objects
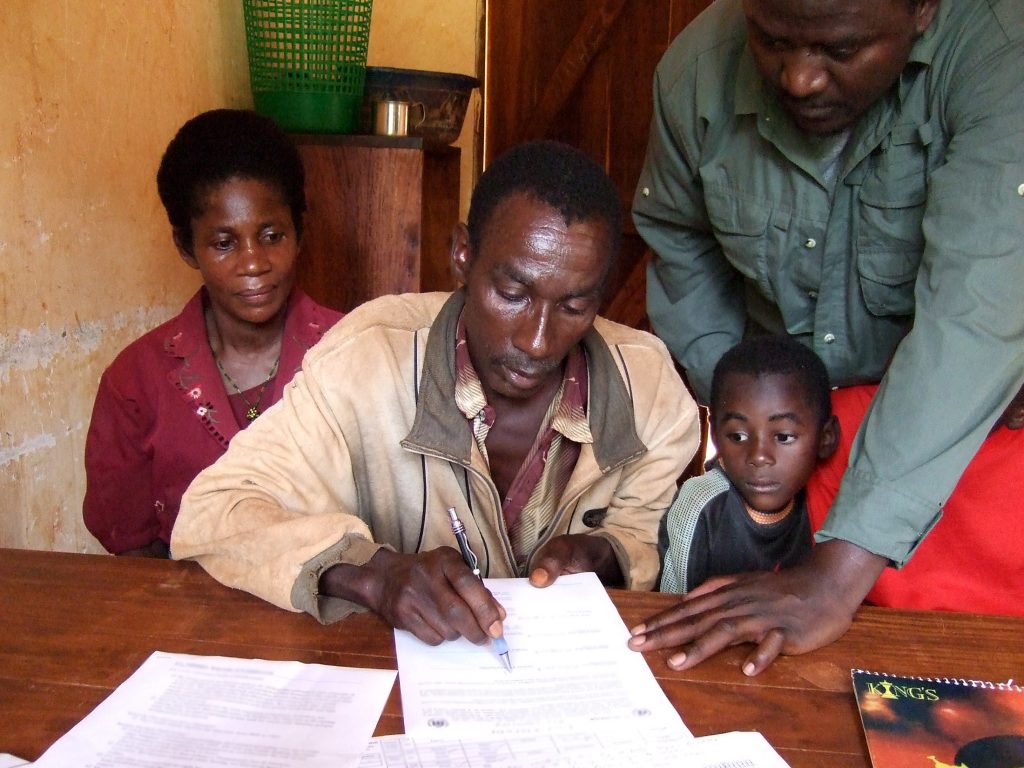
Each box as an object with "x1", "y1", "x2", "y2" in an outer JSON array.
[
  {"x1": 484, "y1": 0, "x2": 713, "y2": 329},
  {"x1": 485, "y1": 2, "x2": 715, "y2": 474}
]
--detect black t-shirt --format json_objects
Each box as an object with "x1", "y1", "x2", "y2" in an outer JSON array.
[{"x1": 660, "y1": 465, "x2": 812, "y2": 593}]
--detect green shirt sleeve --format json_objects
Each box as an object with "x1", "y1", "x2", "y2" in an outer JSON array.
[
  {"x1": 818, "y1": 5, "x2": 1024, "y2": 564},
  {"x1": 633, "y1": 28, "x2": 748, "y2": 403}
]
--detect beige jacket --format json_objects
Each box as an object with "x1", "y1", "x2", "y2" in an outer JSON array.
[{"x1": 172, "y1": 291, "x2": 700, "y2": 623}]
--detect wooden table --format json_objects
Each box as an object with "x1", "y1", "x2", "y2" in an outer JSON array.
[{"x1": 3, "y1": 548, "x2": 1022, "y2": 766}]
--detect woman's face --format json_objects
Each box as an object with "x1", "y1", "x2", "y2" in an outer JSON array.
[{"x1": 178, "y1": 176, "x2": 298, "y2": 328}]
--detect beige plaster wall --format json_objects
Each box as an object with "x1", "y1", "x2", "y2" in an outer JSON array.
[{"x1": 1, "y1": 0, "x2": 481, "y2": 553}]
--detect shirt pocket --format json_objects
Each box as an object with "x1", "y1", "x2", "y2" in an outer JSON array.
[
  {"x1": 703, "y1": 183, "x2": 772, "y2": 287},
  {"x1": 854, "y1": 126, "x2": 929, "y2": 318}
]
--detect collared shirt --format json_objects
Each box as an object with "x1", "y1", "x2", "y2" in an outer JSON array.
[
  {"x1": 633, "y1": 0, "x2": 1024, "y2": 565},
  {"x1": 453, "y1": 313, "x2": 592, "y2": 563}
]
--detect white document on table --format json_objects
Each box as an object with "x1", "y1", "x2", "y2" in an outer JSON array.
[
  {"x1": 394, "y1": 571, "x2": 691, "y2": 740},
  {"x1": 31, "y1": 651, "x2": 396, "y2": 768},
  {"x1": 358, "y1": 730, "x2": 790, "y2": 768}
]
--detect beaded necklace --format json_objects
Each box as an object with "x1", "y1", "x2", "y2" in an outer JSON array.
[
  {"x1": 216, "y1": 355, "x2": 280, "y2": 421},
  {"x1": 743, "y1": 497, "x2": 795, "y2": 526}
]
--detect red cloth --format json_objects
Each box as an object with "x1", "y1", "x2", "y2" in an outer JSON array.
[
  {"x1": 83, "y1": 288, "x2": 342, "y2": 553},
  {"x1": 806, "y1": 384, "x2": 1024, "y2": 616}
]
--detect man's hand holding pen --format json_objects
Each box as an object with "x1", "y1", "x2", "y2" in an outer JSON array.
[
  {"x1": 318, "y1": 516, "x2": 623, "y2": 654},
  {"x1": 319, "y1": 547, "x2": 506, "y2": 647},
  {"x1": 448, "y1": 508, "x2": 512, "y2": 670}
]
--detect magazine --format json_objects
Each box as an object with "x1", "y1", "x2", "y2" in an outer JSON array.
[{"x1": 851, "y1": 669, "x2": 1024, "y2": 768}]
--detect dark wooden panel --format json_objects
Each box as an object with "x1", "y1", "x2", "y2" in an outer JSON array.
[
  {"x1": 420, "y1": 151, "x2": 461, "y2": 293},
  {"x1": 485, "y1": 0, "x2": 714, "y2": 328},
  {"x1": 484, "y1": 2, "x2": 588, "y2": 160},
  {"x1": 292, "y1": 135, "x2": 460, "y2": 313}
]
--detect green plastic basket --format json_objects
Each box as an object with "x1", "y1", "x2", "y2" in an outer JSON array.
[{"x1": 242, "y1": 0, "x2": 373, "y2": 133}]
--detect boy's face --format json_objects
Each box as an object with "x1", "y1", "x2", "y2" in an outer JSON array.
[{"x1": 713, "y1": 372, "x2": 838, "y2": 514}]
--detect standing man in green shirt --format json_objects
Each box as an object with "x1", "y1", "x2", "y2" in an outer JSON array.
[{"x1": 630, "y1": 0, "x2": 1024, "y2": 675}]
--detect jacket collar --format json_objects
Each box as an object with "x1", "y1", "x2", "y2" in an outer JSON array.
[{"x1": 402, "y1": 290, "x2": 647, "y2": 473}]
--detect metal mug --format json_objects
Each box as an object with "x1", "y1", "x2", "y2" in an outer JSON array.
[
  {"x1": 374, "y1": 99, "x2": 410, "y2": 136},
  {"x1": 373, "y1": 99, "x2": 427, "y2": 137}
]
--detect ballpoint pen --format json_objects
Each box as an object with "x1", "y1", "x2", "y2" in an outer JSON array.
[{"x1": 447, "y1": 506, "x2": 513, "y2": 671}]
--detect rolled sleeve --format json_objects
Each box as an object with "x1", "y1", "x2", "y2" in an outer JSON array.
[{"x1": 815, "y1": 466, "x2": 942, "y2": 566}]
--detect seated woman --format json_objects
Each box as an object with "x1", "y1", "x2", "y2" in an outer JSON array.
[{"x1": 83, "y1": 109, "x2": 343, "y2": 557}]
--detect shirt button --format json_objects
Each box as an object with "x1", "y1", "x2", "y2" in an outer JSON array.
[
  {"x1": 641, "y1": 187, "x2": 650, "y2": 197},
  {"x1": 1018, "y1": 183, "x2": 1024, "y2": 196},
  {"x1": 808, "y1": 290, "x2": 818, "y2": 299},
  {"x1": 823, "y1": 333, "x2": 836, "y2": 344},
  {"x1": 804, "y1": 238, "x2": 817, "y2": 248}
]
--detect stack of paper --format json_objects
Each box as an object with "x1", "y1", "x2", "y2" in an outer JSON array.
[
  {"x1": 394, "y1": 572, "x2": 688, "y2": 739},
  {"x1": 31, "y1": 652, "x2": 396, "y2": 768},
  {"x1": 359, "y1": 730, "x2": 788, "y2": 768},
  {"x1": 24, "y1": 572, "x2": 790, "y2": 767},
  {"x1": 378, "y1": 572, "x2": 789, "y2": 767}
]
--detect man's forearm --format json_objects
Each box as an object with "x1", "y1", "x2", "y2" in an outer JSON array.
[{"x1": 809, "y1": 537, "x2": 888, "y2": 614}]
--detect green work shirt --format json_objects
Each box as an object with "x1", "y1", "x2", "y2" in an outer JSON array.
[{"x1": 633, "y1": 0, "x2": 1024, "y2": 565}]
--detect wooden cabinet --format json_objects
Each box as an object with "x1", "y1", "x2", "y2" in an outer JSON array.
[{"x1": 291, "y1": 134, "x2": 460, "y2": 313}]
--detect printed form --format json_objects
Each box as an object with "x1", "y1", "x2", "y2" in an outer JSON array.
[
  {"x1": 30, "y1": 651, "x2": 396, "y2": 768},
  {"x1": 394, "y1": 571, "x2": 691, "y2": 740},
  {"x1": 358, "y1": 730, "x2": 791, "y2": 768}
]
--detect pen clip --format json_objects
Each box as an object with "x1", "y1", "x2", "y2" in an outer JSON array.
[{"x1": 447, "y1": 506, "x2": 480, "y2": 575}]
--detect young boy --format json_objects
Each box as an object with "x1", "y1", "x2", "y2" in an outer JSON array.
[{"x1": 661, "y1": 336, "x2": 839, "y2": 594}]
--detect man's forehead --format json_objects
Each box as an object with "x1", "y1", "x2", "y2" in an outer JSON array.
[
  {"x1": 492, "y1": 256, "x2": 606, "y2": 297},
  {"x1": 744, "y1": 0, "x2": 909, "y2": 36},
  {"x1": 487, "y1": 192, "x2": 571, "y2": 230},
  {"x1": 469, "y1": 196, "x2": 611, "y2": 294},
  {"x1": 481, "y1": 194, "x2": 611, "y2": 249}
]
